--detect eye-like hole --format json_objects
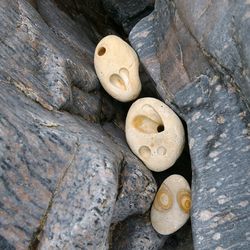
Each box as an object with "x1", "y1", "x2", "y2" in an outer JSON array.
[
  {"x1": 133, "y1": 116, "x2": 164, "y2": 134},
  {"x1": 98, "y1": 47, "x2": 106, "y2": 56},
  {"x1": 157, "y1": 124, "x2": 164, "y2": 133},
  {"x1": 133, "y1": 104, "x2": 164, "y2": 134}
]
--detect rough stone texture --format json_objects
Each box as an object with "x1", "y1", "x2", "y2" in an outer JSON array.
[
  {"x1": 102, "y1": 0, "x2": 155, "y2": 33},
  {"x1": 0, "y1": 1, "x2": 157, "y2": 249},
  {"x1": 2, "y1": 0, "x2": 249, "y2": 249},
  {"x1": 130, "y1": 0, "x2": 250, "y2": 249},
  {"x1": 161, "y1": 221, "x2": 193, "y2": 250},
  {"x1": 129, "y1": 0, "x2": 250, "y2": 104},
  {"x1": 111, "y1": 213, "x2": 193, "y2": 250},
  {"x1": 111, "y1": 213, "x2": 166, "y2": 249},
  {"x1": 175, "y1": 76, "x2": 250, "y2": 250}
]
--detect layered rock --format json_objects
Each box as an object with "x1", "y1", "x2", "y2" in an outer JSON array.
[
  {"x1": 130, "y1": 1, "x2": 250, "y2": 249},
  {"x1": 0, "y1": 1, "x2": 157, "y2": 249}
]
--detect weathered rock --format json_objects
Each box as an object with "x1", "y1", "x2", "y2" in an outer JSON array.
[
  {"x1": 67, "y1": 86, "x2": 102, "y2": 122},
  {"x1": 129, "y1": 0, "x2": 213, "y2": 100},
  {"x1": 130, "y1": 0, "x2": 250, "y2": 104},
  {"x1": 102, "y1": 0, "x2": 155, "y2": 33},
  {"x1": 161, "y1": 221, "x2": 193, "y2": 250},
  {"x1": 0, "y1": 0, "x2": 157, "y2": 249},
  {"x1": 175, "y1": 76, "x2": 250, "y2": 250},
  {"x1": 111, "y1": 213, "x2": 167, "y2": 249},
  {"x1": 111, "y1": 213, "x2": 193, "y2": 250},
  {"x1": 130, "y1": 0, "x2": 250, "y2": 249}
]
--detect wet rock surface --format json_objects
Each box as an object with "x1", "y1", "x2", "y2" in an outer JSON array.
[{"x1": 1, "y1": 0, "x2": 249, "y2": 249}]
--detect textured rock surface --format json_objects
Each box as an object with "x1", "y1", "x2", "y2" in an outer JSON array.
[
  {"x1": 111, "y1": 213, "x2": 193, "y2": 250},
  {"x1": 130, "y1": 0, "x2": 250, "y2": 104},
  {"x1": 1, "y1": 0, "x2": 249, "y2": 249},
  {"x1": 111, "y1": 213, "x2": 166, "y2": 249},
  {"x1": 130, "y1": 0, "x2": 250, "y2": 249},
  {"x1": 0, "y1": 0, "x2": 157, "y2": 249},
  {"x1": 102, "y1": 0, "x2": 155, "y2": 33},
  {"x1": 175, "y1": 76, "x2": 250, "y2": 250}
]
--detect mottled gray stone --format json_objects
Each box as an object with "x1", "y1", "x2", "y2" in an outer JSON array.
[
  {"x1": 129, "y1": 0, "x2": 250, "y2": 249},
  {"x1": 174, "y1": 75, "x2": 250, "y2": 250},
  {"x1": 129, "y1": 0, "x2": 213, "y2": 100},
  {"x1": 67, "y1": 86, "x2": 102, "y2": 122},
  {"x1": 111, "y1": 213, "x2": 193, "y2": 250},
  {"x1": 1, "y1": 70, "x2": 157, "y2": 250},
  {"x1": 38, "y1": 122, "x2": 156, "y2": 249},
  {"x1": 111, "y1": 213, "x2": 166, "y2": 249},
  {"x1": 130, "y1": 0, "x2": 250, "y2": 104},
  {"x1": 0, "y1": 0, "x2": 157, "y2": 249},
  {"x1": 174, "y1": 0, "x2": 250, "y2": 104},
  {"x1": 161, "y1": 222, "x2": 193, "y2": 250}
]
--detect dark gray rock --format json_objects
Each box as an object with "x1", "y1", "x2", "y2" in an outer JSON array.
[
  {"x1": 111, "y1": 213, "x2": 166, "y2": 249},
  {"x1": 129, "y1": 0, "x2": 213, "y2": 100},
  {"x1": 129, "y1": 0, "x2": 250, "y2": 104},
  {"x1": 174, "y1": 75, "x2": 250, "y2": 250},
  {"x1": 161, "y1": 222, "x2": 193, "y2": 250},
  {"x1": 102, "y1": 0, "x2": 155, "y2": 33},
  {"x1": 111, "y1": 213, "x2": 193, "y2": 250},
  {"x1": 67, "y1": 86, "x2": 102, "y2": 122},
  {"x1": 129, "y1": 1, "x2": 250, "y2": 248},
  {"x1": 173, "y1": 0, "x2": 250, "y2": 103},
  {"x1": 0, "y1": 1, "x2": 157, "y2": 249}
]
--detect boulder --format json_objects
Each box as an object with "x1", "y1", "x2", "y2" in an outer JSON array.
[{"x1": 129, "y1": 0, "x2": 250, "y2": 249}]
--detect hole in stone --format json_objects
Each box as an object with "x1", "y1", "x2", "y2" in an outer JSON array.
[
  {"x1": 98, "y1": 47, "x2": 106, "y2": 56},
  {"x1": 133, "y1": 115, "x2": 162, "y2": 134},
  {"x1": 110, "y1": 74, "x2": 127, "y2": 90},
  {"x1": 138, "y1": 146, "x2": 151, "y2": 159},
  {"x1": 157, "y1": 124, "x2": 164, "y2": 133}
]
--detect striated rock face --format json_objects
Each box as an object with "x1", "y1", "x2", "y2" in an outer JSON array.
[
  {"x1": 130, "y1": 0, "x2": 250, "y2": 104},
  {"x1": 0, "y1": 1, "x2": 157, "y2": 249},
  {"x1": 130, "y1": 0, "x2": 250, "y2": 249},
  {"x1": 1, "y1": 0, "x2": 249, "y2": 249}
]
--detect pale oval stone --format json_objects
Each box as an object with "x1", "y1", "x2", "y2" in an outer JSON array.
[
  {"x1": 125, "y1": 97, "x2": 185, "y2": 172},
  {"x1": 94, "y1": 35, "x2": 141, "y2": 102},
  {"x1": 151, "y1": 175, "x2": 191, "y2": 235}
]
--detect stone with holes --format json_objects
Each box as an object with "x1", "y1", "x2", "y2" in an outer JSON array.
[
  {"x1": 151, "y1": 174, "x2": 191, "y2": 235},
  {"x1": 125, "y1": 97, "x2": 185, "y2": 172},
  {"x1": 94, "y1": 35, "x2": 141, "y2": 102}
]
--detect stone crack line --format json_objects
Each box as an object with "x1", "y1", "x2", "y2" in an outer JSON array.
[{"x1": 29, "y1": 138, "x2": 80, "y2": 250}]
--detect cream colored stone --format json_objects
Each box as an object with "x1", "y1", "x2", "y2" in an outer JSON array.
[
  {"x1": 94, "y1": 35, "x2": 141, "y2": 102},
  {"x1": 151, "y1": 175, "x2": 191, "y2": 235},
  {"x1": 125, "y1": 97, "x2": 185, "y2": 172}
]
